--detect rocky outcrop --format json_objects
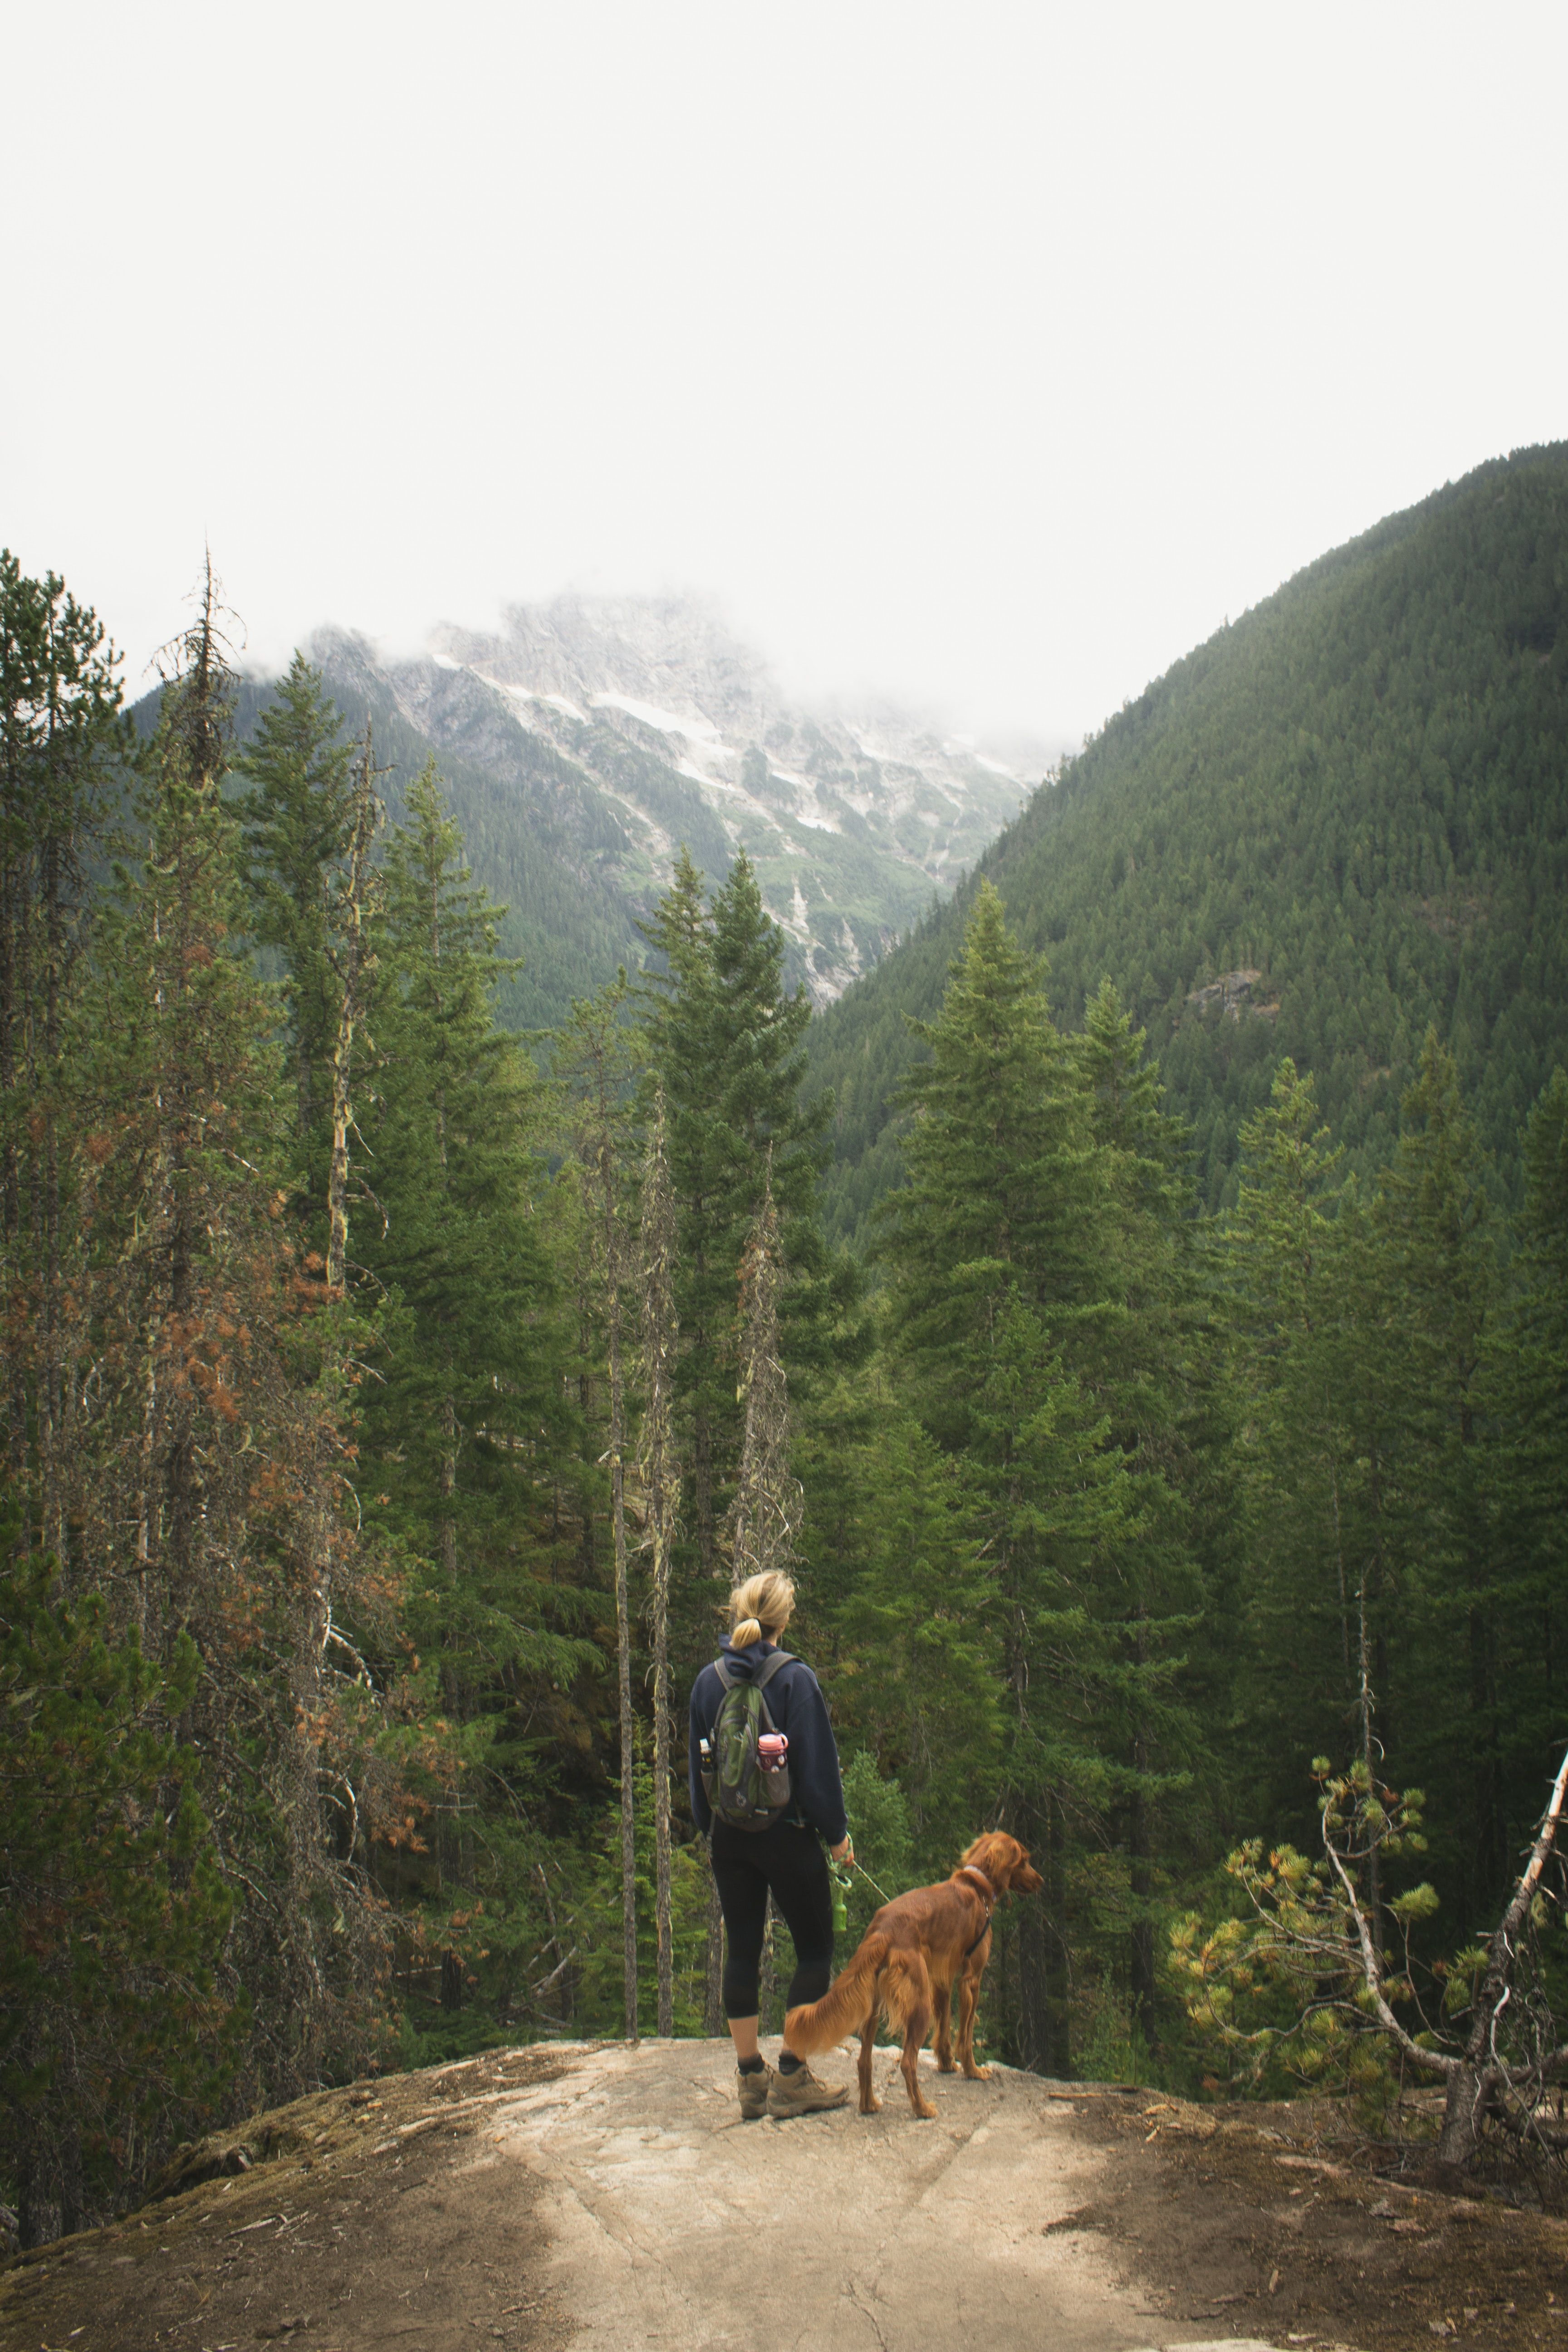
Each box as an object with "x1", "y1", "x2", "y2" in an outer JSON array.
[{"x1": 1185, "y1": 968, "x2": 1280, "y2": 1022}]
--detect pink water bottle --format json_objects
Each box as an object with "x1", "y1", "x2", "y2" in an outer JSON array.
[{"x1": 758, "y1": 1733, "x2": 788, "y2": 1769}]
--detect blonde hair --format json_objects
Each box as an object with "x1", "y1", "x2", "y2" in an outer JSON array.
[{"x1": 728, "y1": 1569, "x2": 796, "y2": 1651}]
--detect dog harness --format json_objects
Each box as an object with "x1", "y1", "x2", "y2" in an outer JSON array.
[{"x1": 957, "y1": 1863, "x2": 997, "y2": 1960}]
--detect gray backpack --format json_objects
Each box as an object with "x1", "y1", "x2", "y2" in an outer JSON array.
[{"x1": 699, "y1": 1651, "x2": 794, "y2": 1831}]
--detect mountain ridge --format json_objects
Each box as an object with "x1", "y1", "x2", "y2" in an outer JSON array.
[
  {"x1": 308, "y1": 592, "x2": 1049, "y2": 1009},
  {"x1": 806, "y1": 441, "x2": 1568, "y2": 1239}
]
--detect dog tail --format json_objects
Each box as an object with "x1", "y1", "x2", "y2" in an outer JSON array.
[{"x1": 784, "y1": 1931, "x2": 890, "y2": 2054}]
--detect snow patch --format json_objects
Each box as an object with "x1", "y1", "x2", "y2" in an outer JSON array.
[
  {"x1": 592, "y1": 692, "x2": 728, "y2": 750},
  {"x1": 678, "y1": 760, "x2": 743, "y2": 797},
  {"x1": 479, "y1": 677, "x2": 591, "y2": 725},
  {"x1": 432, "y1": 653, "x2": 465, "y2": 672}
]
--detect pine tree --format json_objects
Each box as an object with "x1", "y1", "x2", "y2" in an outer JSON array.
[
  {"x1": 0, "y1": 553, "x2": 130, "y2": 1544},
  {"x1": 1373, "y1": 1031, "x2": 1504, "y2": 1911},
  {"x1": 363, "y1": 763, "x2": 562, "y2": 1587},
  {"x1": 234, "y1": 653, "x2": 356, "y2": 1159},
  {"x1": 640, "y1": 848, "x2": 829, "y2": 1595},
  {"x1": 358, "y1": 765, "x2": 590, "y2": 1999},
  {"x1": 58, "y1": 568, "x2": 388, "y2": 2122},
  {"x1": 1076, "y1": 979, "x2": 1210, "y2": 2046},
  {"x1": 880, "y1": 883, "x2": 1142, "y2": 2070},
  {"x1": 0, "y1": 1552, "x2": 237, "y2": 2247},
  {"x1": 1485, "y1": 1067, "x2": 1568, "y2": 1886}
]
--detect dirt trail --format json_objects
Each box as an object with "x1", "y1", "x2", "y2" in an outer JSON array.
[
  {"x1": 489, "y1": 2039, "x2": 1268, "y2": 2352},
  {"x1": 3, "y1": 2039, "x2": 1563, "y2": 2352}
]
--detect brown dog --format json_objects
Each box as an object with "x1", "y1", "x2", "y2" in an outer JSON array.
[{"x1": 784, "y1": 1831, "x2": 1042, "y2": 2119}]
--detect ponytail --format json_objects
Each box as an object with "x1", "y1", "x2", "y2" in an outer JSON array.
[{"x1": 726, "y1": 1569, "x2": 796, "y2": 1649}]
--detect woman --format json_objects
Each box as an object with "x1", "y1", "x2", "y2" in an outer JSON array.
[{"x1": 689, "y1": 1568, "x2": 854, "y2": 2119}]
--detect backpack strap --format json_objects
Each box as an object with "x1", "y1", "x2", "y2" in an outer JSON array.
[{"x1": 713, "y1": 1650, "x2": 793, "y2": 1692}]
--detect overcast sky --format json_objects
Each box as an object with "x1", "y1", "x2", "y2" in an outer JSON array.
[{"x1": 5, "y1": 2, "x2": 1564, "y2": 747}]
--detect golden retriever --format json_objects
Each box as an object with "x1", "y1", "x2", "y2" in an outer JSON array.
[{"x1": 784, "y1": 1831, "x2": 1042, "y2": 2119}]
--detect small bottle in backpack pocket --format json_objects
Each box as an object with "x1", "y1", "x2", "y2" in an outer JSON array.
[{"x1": 757, "y1": 1733, "x2": 788, "y2": 1769}]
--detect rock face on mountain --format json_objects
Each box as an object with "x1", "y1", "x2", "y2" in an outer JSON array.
[{"x1": 313, "y1": 595, "x2": 1044, "y2": 1004}]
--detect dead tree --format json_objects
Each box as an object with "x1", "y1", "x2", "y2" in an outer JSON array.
[
  {"x1": 1332, "y1": 1744, "x2": 1568, "y2": 2176},
  {"x1": 638, "y1": 1083, "x2": 681, "y2": 2037},
  {"x1": 322, "y1": 724, "x2": 384, "y2": 1294},
  {"x1": 721, "y1": 1161, "x2": 801, "y2": 2040},
  {"x1": 725, "y1": 1155, "x2": 801, "y2": 1581}
]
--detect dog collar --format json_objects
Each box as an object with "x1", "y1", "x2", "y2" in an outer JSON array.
[{"x1": 958, "y1": 1863, "x2": 997, "y2": 1901}]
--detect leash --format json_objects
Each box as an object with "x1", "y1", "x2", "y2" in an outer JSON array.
[
  {"x1": 851, "y1": 1857, "x2": 894, "y2": 1906},
  {"x1": 829, "y1": 1851, "x2": 895, "y2": 1907}
]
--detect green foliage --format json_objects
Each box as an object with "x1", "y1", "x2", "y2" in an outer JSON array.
[
  {"x1": 0, "y1": 1553, "x2": 240, "y2": 2241},
  {"x1": 234, "y1": 652, "x2": 358, "y2": 1164},
  {"x1": 836, "y1": 1749, "x2": 915, "y2": 1947},
  {"x1": 1170, "y1": 1763, "x2": 1434, "y2": 2117}
]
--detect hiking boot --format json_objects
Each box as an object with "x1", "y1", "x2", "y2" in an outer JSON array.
[
  {"x1": 767, "y1": 2059, "x2": 849, "y2": 2119},
  {"x1": 736, "y1": 2063, "x2": 774, "y2": 2120}
]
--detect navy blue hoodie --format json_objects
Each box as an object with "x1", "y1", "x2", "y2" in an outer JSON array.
[{"x1": 688, "y1": 1640, "x2": 848, "y2": 1844}]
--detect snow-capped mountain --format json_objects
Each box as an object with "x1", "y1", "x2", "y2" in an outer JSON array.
[{"x1": 312, "y1": 595, "x2": 1049, "y2": 1006}]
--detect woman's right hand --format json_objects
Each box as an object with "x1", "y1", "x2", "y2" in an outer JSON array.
[{"x1": 830, "y1": 1835, "x2": 854, "y2": 1865}]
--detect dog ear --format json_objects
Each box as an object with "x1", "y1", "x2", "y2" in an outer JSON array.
[{"x1": 962, "y1": 1831, "x2": 1009, "y2": 1883}]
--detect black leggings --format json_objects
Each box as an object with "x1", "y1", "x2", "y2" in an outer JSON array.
[{"x1": 710, "y1": 1818, "x2": 835, "y2": 2019}]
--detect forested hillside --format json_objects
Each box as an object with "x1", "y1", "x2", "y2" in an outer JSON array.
[
  {"x1": 149, "y1": 673, "x2": 649, "y2": 1038},
  {"x1": 809, "y1": 443, "x2": 1568, "y2": 1237},
  {"x1": 3, "y1": 534, "x2": 1565, "y2": 2248}
]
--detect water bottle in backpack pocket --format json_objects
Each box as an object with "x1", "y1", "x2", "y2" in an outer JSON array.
[{"x1": 700, "y1": 1651, "x2": 795, "y2": 1830}]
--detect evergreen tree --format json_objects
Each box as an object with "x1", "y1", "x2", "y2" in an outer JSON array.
[
  {"x1": 0, "y1": 1553, "x2": 237, "y2": 2247},
  {"x1": 1485, "y1": 1067, "x2": 1568, "y2": 1867},
  {"x1": 880, "y1": 884, "x2": 1146, "y2": 2069},
  {"x1": 1372, "y1": 1031, "x2": 1504, "y2": 1911},
  {"x1": 234, "y1": 654, "x2": 357, "y2": 1161},
  {"x1": 0, "y1": 554, "x2": 130, "y2": 1542},
  {"x1": 639, "y1": 847, "x2": 830, "y2": 1600},
  {"x1": 51, "y1": 571, "x2": 388, "y2": 2135},
  {"x1": 358, "y1": 764, "x2": 592, "y2": 1999}
]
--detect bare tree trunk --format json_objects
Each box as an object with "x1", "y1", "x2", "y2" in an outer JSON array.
[
  {"x1": 1435, "y1": 1742, "x2": 1568, "y2": 2171},
  {"x1": 612, "y1": 1353, "x2": 637, "y2": 2046},
  {"x1": 639, "y1": 1087, "x2": 681, "y2": 2038},
  {"x1": 651, "y1": 1568, "x2": 674, "y2": 2040},
  {"x1": 323, "y1": 725, "x2": 381, "y2": 1294},
  {"x1": 759, "y1": 1896, "x2": 776, "y2": 2037},
  {"x1": 1129, "y1": 1777, "x2": 1155, "y2": 2052},
  {"x1": 439, "y1": 1393, "x2": 457, "y2": 1582},
  {"x1": 725, "y1": 1159, "x2": 799, "y2": 1580},
  {"x1": 704, "y1": 1866, "x2": 725, "y2": 2035}
]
